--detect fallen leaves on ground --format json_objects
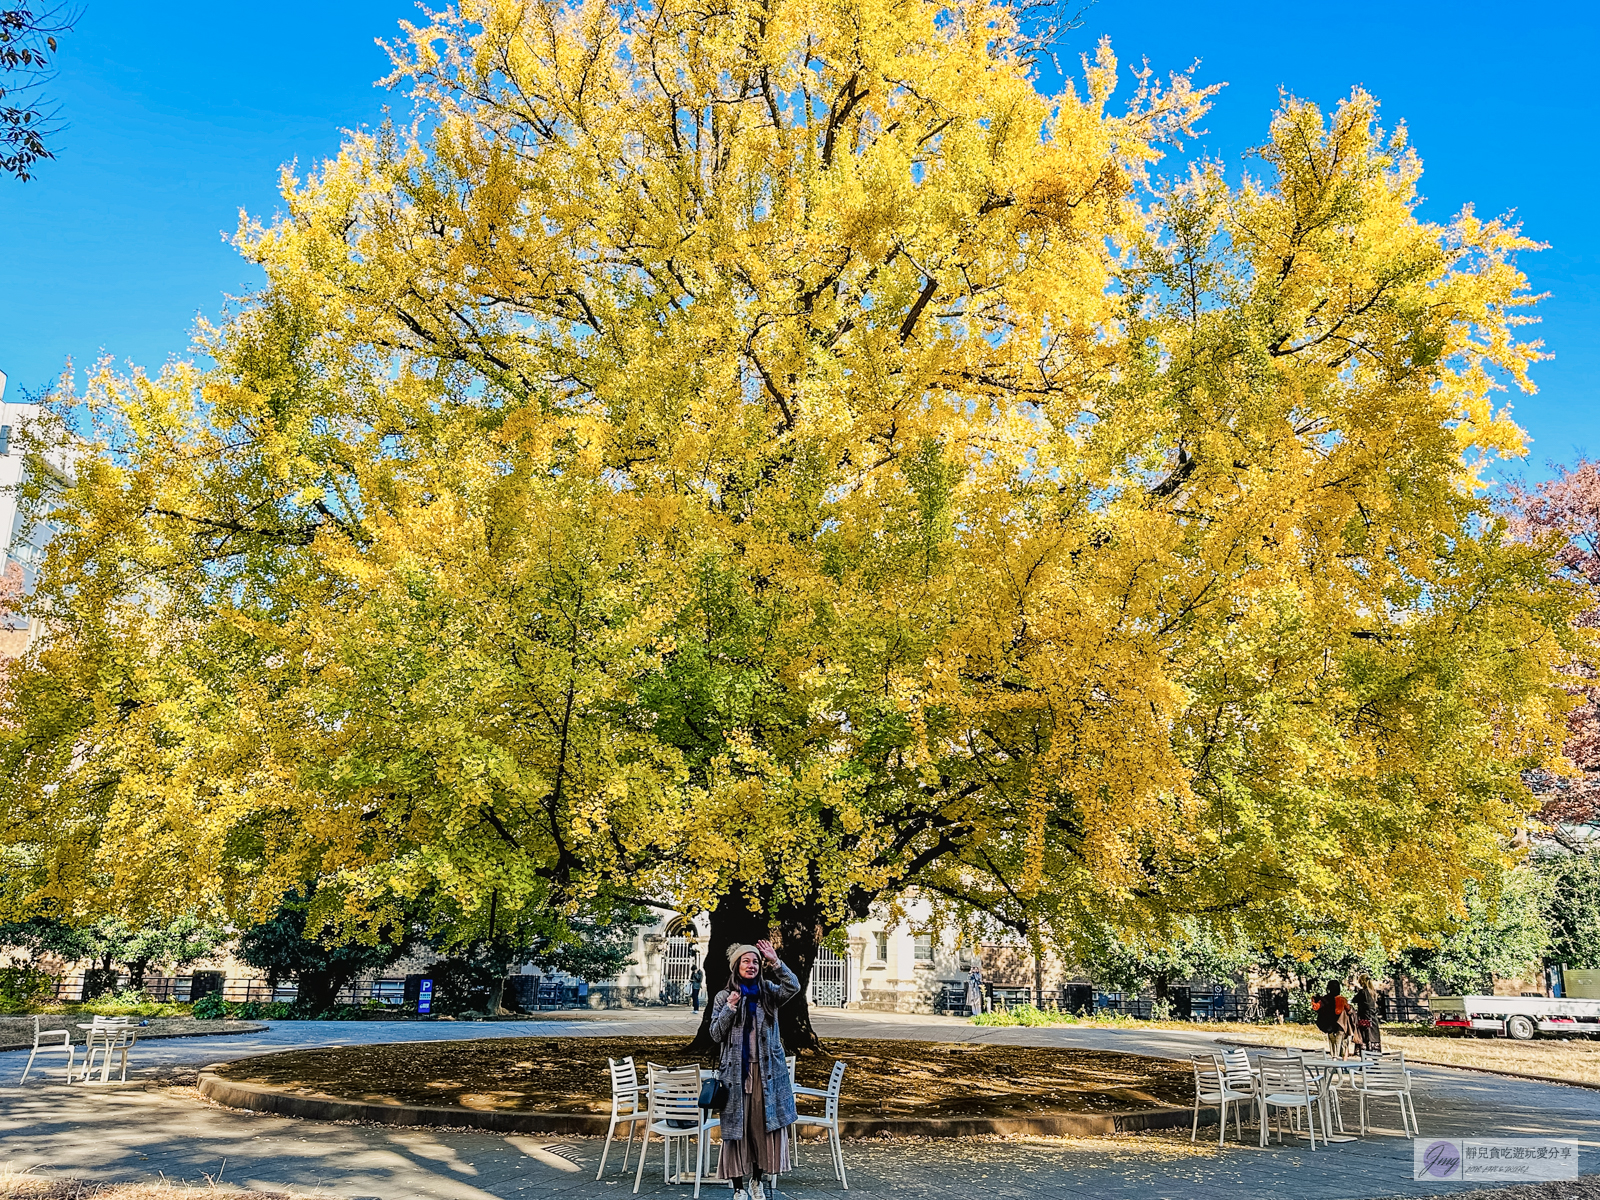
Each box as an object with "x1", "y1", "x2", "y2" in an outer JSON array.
[
  {"x1": 0, "y1": 1174, "x2": 324, "y2": 1200},
  {"x1": 214, "y1": 1036, "x2": 1194, "y2": 1118}
]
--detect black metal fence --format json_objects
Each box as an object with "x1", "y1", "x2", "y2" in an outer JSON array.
[
  {"x1": 42, "y1": 972, "x2": 608, "y2": 1011},
  {"x1": 47, "y1": 975, "x2": 408, "y2": 1006},
  {"x1": 934, "y1": 980, "x2": 1433, "y2": 1025}
]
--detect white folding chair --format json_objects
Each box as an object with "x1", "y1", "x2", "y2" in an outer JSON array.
[
  {"x1": 19, "y1": 1015, "x2": 74, "y2": 1083},
  {"x1": 1257, "y1": 1055, "x2": 1324, "y2": 1149},
  {"x1": 792, "y1": 1060, "x2": 848, "y2": 1189},
  {"x1": 634, "y1": 1065, "x2": 707, "y2": 1197},
  {"x1": 1354, "y1": 1055, "x2": 1418, "y2": 1137},
  {"x1": 1190, "y1": 1052, "x2": 1250, "y2": 1145},
  {"x1": 597, "y1": 1057, "x2": 651, "y2": 1179},
  {"x1": 78, "y1": 1016, "x2": 135, "y2": 1084}
]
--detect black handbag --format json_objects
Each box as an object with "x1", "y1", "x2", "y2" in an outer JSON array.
[{"x1": 699, "y1": 1077, "x2": 729, "y2": 1111}]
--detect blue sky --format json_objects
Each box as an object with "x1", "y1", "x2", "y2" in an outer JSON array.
[{"x1": 1, "y1": 1, "x2": 1595, "y2": 481}]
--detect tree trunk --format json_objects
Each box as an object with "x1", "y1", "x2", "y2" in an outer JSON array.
[
  {"x1": 685, "y1": 890, "x2": 772, "y2": 1055},
  {"x1": 775, "y1": 908, "x2": 824, "y2": 1054},
  {"x1": 684, "y1": 891, "x2": 826, "y2": 1055},
  {"x1": 1033, "y1": 952, "x2": 1044, "y2": 1005},
  {"x1": 127, "y1": 958, "x2": 150, "y2": 990},
  {"x1": 296, "y1": 969, "x2": 350, "y2": 1012}
]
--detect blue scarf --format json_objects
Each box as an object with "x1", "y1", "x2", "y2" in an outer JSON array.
[{"x1": 738, "y1": 979, "x2": 763, "y2": 1081}]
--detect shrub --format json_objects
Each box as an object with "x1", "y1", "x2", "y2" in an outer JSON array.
[
  {"x1": 192, "y1": 993, "x2": 228, "y2": 1020},
  {"x1": 0, "y1": 965, "x2": 54, "y2": 1010},
  {"x1": 971, "y1": 1003, "x2": 1080, "y2": 1027},
  {"x1": 77, "y1": 988, "x2": 186, "y2": 1018},
  {"x1": 229, "y1": 1000, "x2": 296, "y2": 1020}
]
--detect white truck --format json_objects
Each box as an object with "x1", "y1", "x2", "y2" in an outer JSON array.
[{"x1": 1429, "y1": 994, "x2": 1600, "y2": 1040}]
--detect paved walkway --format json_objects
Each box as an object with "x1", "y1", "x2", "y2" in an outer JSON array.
[{"x1": 0, "y1": 1009, "x2": 1594, "y2": 1200}]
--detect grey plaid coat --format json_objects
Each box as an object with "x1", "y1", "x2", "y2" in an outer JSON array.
[{"x1": 708, "y1": 960, "x2": 800, "y2": 1141}]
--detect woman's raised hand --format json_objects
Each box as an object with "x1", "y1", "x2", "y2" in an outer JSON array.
[
  {"x1": 725, "y1": 991, "x2": 740, "y2": 1012},
  {"x1": 756, "y1": 939, "x2": 779, "y2": 965}
]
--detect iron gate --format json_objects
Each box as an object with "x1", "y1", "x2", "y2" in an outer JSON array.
[
  {"x1": 661, "y1": 930, "x2": 697, "y2": 1004},
  {"x1": 812, "y1": 946, "x2": 848, "y2": 1008}
]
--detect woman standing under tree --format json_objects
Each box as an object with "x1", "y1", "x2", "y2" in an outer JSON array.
[
  {"x1": 1354, "y1": 974, "x2": 1382, "y2": 1052},
  {"x1": 710, "y1": 939, "x2": 800, "y2": 1200}
]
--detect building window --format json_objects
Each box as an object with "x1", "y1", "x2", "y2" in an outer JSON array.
[
  {"x1": 913, "y1": 933, "x2": 933, "y2": 963},
  {"x1": 874, "y1": 932, "x2": 888, "y2": 963}
]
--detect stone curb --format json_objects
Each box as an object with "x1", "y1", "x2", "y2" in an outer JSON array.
[{"x1": 197, "y1": 1070, "x2": 1216, "y2": 1140}]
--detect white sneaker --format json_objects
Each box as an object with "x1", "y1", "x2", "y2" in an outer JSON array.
[
  {"x1": 732, "y1": 1190, "x2": 749, "y2": 1200},
  {"x1": 751, "y1": 1182, "x2": 766, "y2": 1200}
]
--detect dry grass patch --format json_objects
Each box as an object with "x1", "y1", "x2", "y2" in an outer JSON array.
[
  {"x1": 1214, "y1": 1024, "x2": 1600, "y2": 1087},
  {"x1": 1379, "y1": 1033, "x2": 1600, "y2": 1087}
]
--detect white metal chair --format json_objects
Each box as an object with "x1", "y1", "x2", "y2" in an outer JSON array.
[
  {"x1": 1221, "y1": 1048, "x2": 1261, "y2": 1133},
  {"x1": 1353, "y1": 1055, "x2": 1418, "y2": 1137},
  {"x1": 792, "y1": 1060, "x2": 848, "y2": 1189},
  {"x1": 694, "y1": 1068, "x2": 723, "y2": 1183},
  {"x1": 1190, "y1": 1052, "x2": 1250, "y2": 1145},
  {"x1": 783, "y1": 1054, "x2": 799, "y2": 1166},
  {"x1": 19, "y1": 1015, "x2": 73, "y2": 1083},
  {"x1": 597, "y1": 1057, "x2": 651, "y2": 1179},
  {"x1": 77, "y1": 1016, "x2": 135, "y2": 1084},
  {"x1": 1257, "y1": 1055, "x2": 1324, "y2": 1149},
  {"x1": 634, "y1": 1065, "x2": 708, "y2": 1197}
]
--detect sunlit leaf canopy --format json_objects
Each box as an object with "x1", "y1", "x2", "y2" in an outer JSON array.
[{"x1": 0, "y1": 0, "x2": 1579, "y2": 961}]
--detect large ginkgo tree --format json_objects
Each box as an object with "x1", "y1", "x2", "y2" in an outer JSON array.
[{"x1": 0, "y1": 0, "x2": 1578, "y2": 1047}]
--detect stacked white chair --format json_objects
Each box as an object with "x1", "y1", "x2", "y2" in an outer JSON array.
[
  {"x1": 633, "y1": 1065, "x2": 708, "y2": 1197},
  {"x1": 1221, "y1": 1047, "x2": 1259, "y2": 1123},
  {"x1": 78, "y1": 1016, "x2": 136, "y2": 1084},
  {"x1": 597, "y1": 1057, "x2": 651, "y2": 1179}
]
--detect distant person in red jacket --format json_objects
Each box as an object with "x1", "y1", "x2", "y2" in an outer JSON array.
[{"x1": 1311, "y1": 980, "x2": 1352, "y2": 1057}]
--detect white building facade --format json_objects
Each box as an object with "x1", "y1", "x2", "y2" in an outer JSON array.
[
  {"x1": 603, "y1": 897, "x2": 1005, "y2": 1013},
  {"x1": 0, "y1": 369, "x2": 57, "y2": 655}
]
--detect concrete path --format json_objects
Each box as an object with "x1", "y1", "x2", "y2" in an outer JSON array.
[{"x1": 0, "y1": 1009, "x2": 1594, "y2": 1200}]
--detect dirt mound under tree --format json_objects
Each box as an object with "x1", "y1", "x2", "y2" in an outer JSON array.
[{"x1": 214, "y1": 1036, "x2": 1195, "y2": 1119}]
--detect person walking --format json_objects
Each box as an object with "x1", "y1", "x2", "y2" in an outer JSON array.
[
  {"x1": 965, "y1": 961, "x2": 985, "y2": 1017},
  {"x1": 1311, "y1": 979, "x2": 1351, "y2": 1057},
  {"x1": 1354, "y1": 973, "x2": 1382, "y2": 1052},
  {"x1": 710, "y1": 939, "x2": 800, "y2": 1200},
  {"x1": 689, "y1": 959, "x2": 704, "y2": 1013}
]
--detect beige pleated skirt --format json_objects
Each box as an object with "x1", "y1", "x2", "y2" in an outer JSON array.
[{"x1": 718, "y1": 1050, "x2": 790, "y2": 1179}]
